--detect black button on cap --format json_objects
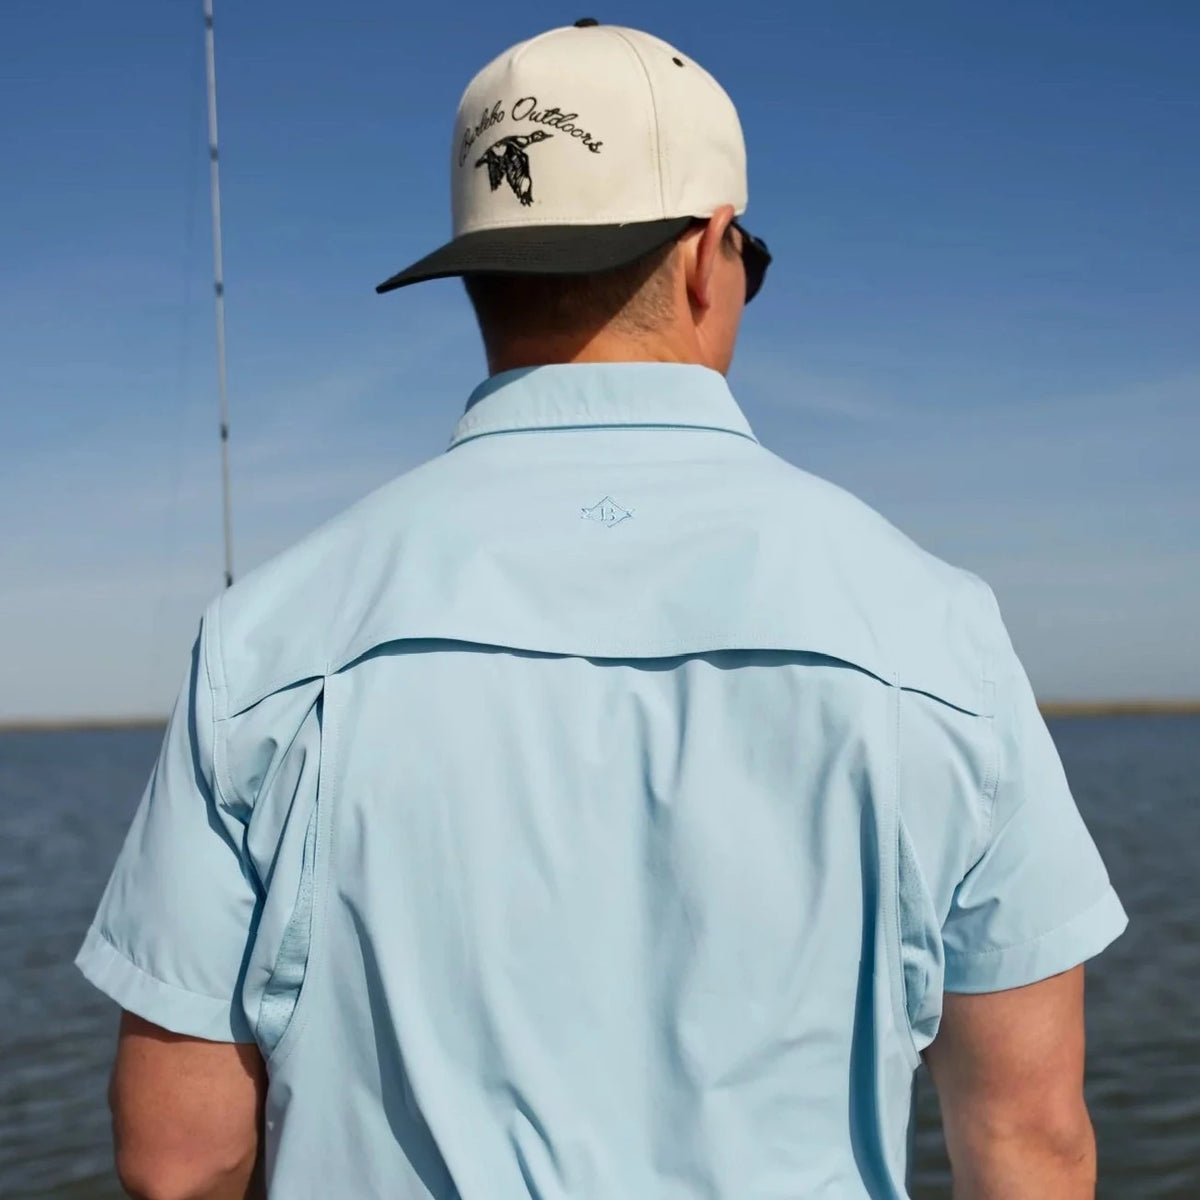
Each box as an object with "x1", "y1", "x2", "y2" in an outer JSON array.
[{"x1": 574, "y1": 17, "x2": 600, "y2": 27}]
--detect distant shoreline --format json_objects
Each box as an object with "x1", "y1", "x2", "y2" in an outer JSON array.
[
  {"x1": 2, "y1": 701, "x2": 1199, "y2": 734},
  {"x1": 1038, "y1": 700, "x2": 1200, "y2": 718},
  {"x1": 0, "y1": 717, "x2": 168, "y2": 733}
]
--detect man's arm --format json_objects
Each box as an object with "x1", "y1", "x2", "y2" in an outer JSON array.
[
  {"x1": 922, "y1": 966, "x2": 1095, "y2": 1199},
  {"x1": 110, "y1": 1012, "x2": 266, "y2": 1200}
]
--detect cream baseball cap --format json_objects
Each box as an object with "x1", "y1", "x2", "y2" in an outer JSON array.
[{"x1": 376, "y1": 19, "x2": 768, "y2": 295}]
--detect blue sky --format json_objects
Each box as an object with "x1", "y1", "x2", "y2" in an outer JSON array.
[{"x1": 1, "y1": 0, "x2": 1197, "y2": 719}]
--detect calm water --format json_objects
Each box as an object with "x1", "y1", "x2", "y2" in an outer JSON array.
[{"x1": 1, "y1": 717, "x2": 1197, "y2": 1198}]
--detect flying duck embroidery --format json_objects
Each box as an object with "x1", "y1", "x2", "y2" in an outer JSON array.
[{"x1": 475, "y1": 131, "x2": 552, "y2": 206}]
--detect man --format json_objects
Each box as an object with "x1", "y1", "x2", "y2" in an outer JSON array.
[{"x1": 79, "y1": 20, "x2": 1126, "y2": 1199}]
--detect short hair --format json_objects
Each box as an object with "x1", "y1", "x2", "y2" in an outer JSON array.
[{"x1": 463, "y1": 240, "x2": 679, "y2": 351}]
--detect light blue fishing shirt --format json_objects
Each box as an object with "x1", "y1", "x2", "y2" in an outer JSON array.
[{"x1": 78, "y1": 363, "x2": 1126, "y2": 1198}]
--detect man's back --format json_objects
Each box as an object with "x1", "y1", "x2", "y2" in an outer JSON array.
[
  {"x1": 80, "y1": 365, "x2": 1124, "y2": 1196},
  {"x1": 78, "y1": 22, "x2": 1125, "y2": 1196}
]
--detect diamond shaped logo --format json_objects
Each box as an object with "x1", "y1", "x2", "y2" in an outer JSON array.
[{"x1": 581, "y1": 496, "x2": 634, "y2": 528}]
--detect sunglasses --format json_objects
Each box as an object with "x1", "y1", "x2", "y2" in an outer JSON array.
[
  {"x1": 687, "y1": 217, "x2": 772, "y2": 303},
  {"x1": 731, "y1": 220, "x2": 772, "y2": 303}
]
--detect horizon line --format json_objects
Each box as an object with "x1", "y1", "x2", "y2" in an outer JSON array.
[{"x1": 2, "y1": 699, "x2": 1200, "y2": 735}]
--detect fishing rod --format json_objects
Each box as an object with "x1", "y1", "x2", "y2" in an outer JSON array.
[{"x1": 203, "y1": 0, "x2": 234, "y2": 588}]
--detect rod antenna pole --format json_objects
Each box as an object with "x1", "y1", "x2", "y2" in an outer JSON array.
[{"x1": 204, "y1": 0, "x2": 234, "y2": 588}]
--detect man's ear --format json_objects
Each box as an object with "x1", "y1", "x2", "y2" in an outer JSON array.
[{"x1": 685, "y1": 204, "x2": 737, "y2": 314}]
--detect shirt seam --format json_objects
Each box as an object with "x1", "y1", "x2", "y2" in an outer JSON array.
[
  {"x1": 265, "y1": 673, "x2": 336, "y2": 1070},
  {"x1": 947, "y1": 884, "x2": 1120, "y2": 960},
  {"x1": 974, "y1": 579, "x2": 1004, "y2": 865},
  {"x1": 223, "y1": 637, "x2": 912, "y2": 719},
  {"x1": 87, "y1": 925, "x2": 235, "y2": 1005},
  {"x1": 203, "y1": 603, "x2": 237, "y2": 813},
  {"x1": 890, "y1": 685, "x2": 922, "y2": 1068}
]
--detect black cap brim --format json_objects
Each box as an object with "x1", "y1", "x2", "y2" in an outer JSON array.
[{"x1": 375, "y1": 216, "x2": 694, "y2": 294}]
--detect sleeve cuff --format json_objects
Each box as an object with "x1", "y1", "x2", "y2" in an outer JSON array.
[
  {"x1": 944, "y1": 885, "x2": 1128, "y2": 993},
  {"x1": 75, "y1": 925, "x2": 253, "y2": 1043}
]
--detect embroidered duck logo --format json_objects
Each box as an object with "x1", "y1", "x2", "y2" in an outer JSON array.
[{"x1": 475, "y1": 131, "x2": 553, "y2": 206}]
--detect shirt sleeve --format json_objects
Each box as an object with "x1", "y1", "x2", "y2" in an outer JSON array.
[
  {"x1": 941, "y1": 599, "x2": 1128, "y2": 993},
  {"x1": 75, "y1": 621, "x2": 260, "y2": 1041}
]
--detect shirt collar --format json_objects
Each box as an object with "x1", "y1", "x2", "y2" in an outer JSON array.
[{"x1": 448, "y1": 363, "x2": 758, "y2": 449}]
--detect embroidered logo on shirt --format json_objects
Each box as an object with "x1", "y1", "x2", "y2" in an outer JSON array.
[{"x1": 581, "y1": 496, "x2": 634, "y2": 528}]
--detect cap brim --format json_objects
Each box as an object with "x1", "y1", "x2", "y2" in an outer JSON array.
[{"x1": 375, "y1": 217, "x2": 694, "y2": 294}]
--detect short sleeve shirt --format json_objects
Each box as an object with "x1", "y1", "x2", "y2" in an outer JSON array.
[{"x1": 78, "y1": 363, "x2": 1126, "y2": 1199}]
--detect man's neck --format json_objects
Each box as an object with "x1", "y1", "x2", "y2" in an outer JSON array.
[{"x1": 486, "y1": 327, "x2": 712, "y2": 377}]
